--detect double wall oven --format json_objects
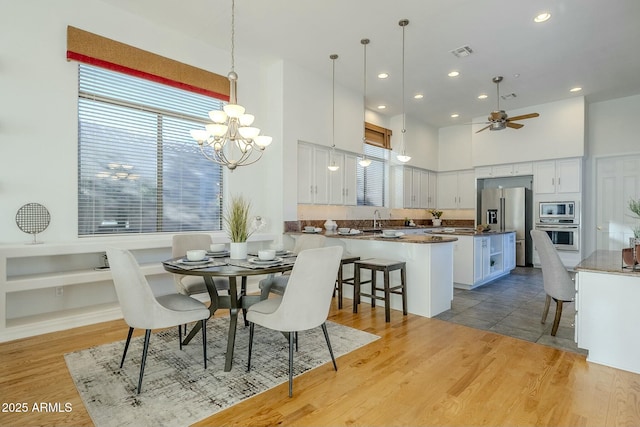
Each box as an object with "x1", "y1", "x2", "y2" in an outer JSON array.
[{"x1": 536, "y1": 201, "x2": 580, "y2": 251}]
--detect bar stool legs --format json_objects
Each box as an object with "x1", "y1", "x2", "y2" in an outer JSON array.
[
  {"x1": 353, "y1": 258, "x2": 407, "y2": 322},
  {"x1": 335, "y1": 255, "x2": 360, "y2": 309}
]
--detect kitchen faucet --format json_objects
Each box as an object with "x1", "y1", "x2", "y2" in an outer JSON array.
[{"x1": 373, "y1": 209, "x2": 381, "y2": 229}]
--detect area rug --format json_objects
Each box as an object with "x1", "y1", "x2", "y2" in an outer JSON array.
[{"x1": 65, "y1": 318, "x2": 379, "y2": 427}]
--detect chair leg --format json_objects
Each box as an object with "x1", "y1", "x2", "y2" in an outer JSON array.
[
  {"x1": 295, "y1": 331, "x2": 298, "y2": 352},
  {"x1": 288, "y1": 331, "x2": 294, "y2": 398},
  {"x1": 247, "y1": 322, "x2": 255, "y2": 372},
  {"x1": 201, "y1": 319, "x2": 207, "y2": 369},
  {"x1": 383, "y1": 269, "x2": 391, "y2": 322},
  {"x1": 353, "y1": 265, "x2": 360, "y2": 313},
  {"x1": 551, "y1": 300, "x2": 564, "y2": 336},
  {"x1": 541, "y1": 294, "x2": 551, "y2": 324},
  {"x1": 137, "y1": 329, "x2": 151, "y2": 394},
  {"x1": 178, "y1": 325, "x2": 183, "y2": 350},
  {"x1": 321, "y1": 323, "x2": 338, "y2": 372},
  {"x1": 120, "y1": 327, "x2": 134, "y2": 368}
]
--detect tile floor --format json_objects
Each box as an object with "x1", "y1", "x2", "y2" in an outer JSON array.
[{"x1": 435, "y1": 266, "x2": 586, "y2": 355}]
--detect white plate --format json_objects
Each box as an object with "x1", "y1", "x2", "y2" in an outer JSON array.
[
  {"x1": 303, "y1": 230, "x2": 319, "y2": 233},
  {"x1": 276, "y1": 250, "x2": 292, "y2": 256},
  {"x1": 206, "y1": 251, "x2": 229, "y2": 258},
  {"x1": 381, "y1": 232, "x2": 405, "y2": 238},
  {"x1": 248, "y1": 257, "x2": 283, "y2": 265},
  {"x1": 178, "y1": 257, "x2": 211, "y2": 265}
]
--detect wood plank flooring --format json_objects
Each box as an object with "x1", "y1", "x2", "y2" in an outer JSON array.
[{"x1": 1, "y1": 297, "x2": 640, "y2": 426}]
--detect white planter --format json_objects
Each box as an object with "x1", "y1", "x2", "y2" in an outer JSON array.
[
  {"x1": 230, "y1": 242, "x2": 248, "y2": 260},
  {"x1": 432, "y1": 219, "x2": 442, "y2": 227}
]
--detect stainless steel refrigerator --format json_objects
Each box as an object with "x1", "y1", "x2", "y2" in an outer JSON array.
[{"x1": 479, "y1": 187, "x2": 532, "y2": 266}]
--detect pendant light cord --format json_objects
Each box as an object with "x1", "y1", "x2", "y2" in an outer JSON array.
[{"x1": 230, "y1": 0, "x2": 235, "y2": 72}]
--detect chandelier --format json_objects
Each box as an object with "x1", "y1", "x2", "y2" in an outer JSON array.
[
  {"x1": 190, "y1": 0, "x2": 272, "y2": 170},
  {"x1": 396, "y1": 19, "x2": 411, "y2": 163}
]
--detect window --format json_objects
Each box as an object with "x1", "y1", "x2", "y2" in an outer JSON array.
[
  {"x1": 78, "y1": 64, "x2": 223, "y2": 236},
  {"x1": 357, "y1": 143, "x2": 387, "y2": 206}
]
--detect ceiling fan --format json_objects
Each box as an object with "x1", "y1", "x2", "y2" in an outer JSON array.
[{"x1": 475, "y1": 76, "x2": 539, "y2": 133}]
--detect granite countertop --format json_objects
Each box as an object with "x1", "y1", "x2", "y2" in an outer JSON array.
[
  {"x1": 575, "y1": 250, "x2": 640, "y2": 277},
  {"x1": 288, "y1": 231, "x2": 457, "y2": 244}
]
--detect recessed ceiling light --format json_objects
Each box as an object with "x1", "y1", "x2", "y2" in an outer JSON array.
[
  {"x1": 477, "y1": 94, "x2": 488, "y2": 100},
  {"x1": 450, "y1": 113, "x2": 459, "y2": 118},
  {"x1": 378, "y1": 73, "x2": 389, "y2": 79},
  {"x1": 448, "y1": 71, "x2": 460, "y2": 77},
  {"x1": 534, "y1": 12, "x2": 551, "y2": 23},
  {"x1": 377, "y1": 105, "x2": 386, "y2": 110},
  {"x1": 414, "y1": 94, "x2": 424, "y2": 99},
  {"x1": 570, "y1": 87, "x2": 582, "y2": 92}
]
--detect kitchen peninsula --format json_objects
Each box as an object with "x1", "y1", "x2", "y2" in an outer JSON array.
[
  {"x1": 288, "y1": 231, "x2": 457, "y2": 318},
  {"x1": 575, "y1": 250, "x2": 640, "y2": 374}
]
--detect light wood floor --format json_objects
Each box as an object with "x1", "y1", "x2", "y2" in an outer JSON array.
[{"x1": 2, "y1": 298, "x2": 640, "y2": 427}]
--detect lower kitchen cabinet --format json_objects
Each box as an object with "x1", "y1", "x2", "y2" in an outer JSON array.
[{"x1": 453, "y1": 232, "x2": 516, "y2": 289}]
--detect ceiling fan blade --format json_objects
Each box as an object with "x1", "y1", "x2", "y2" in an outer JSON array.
[
  {"x1": 507, "y1": 113, "x2": 539, "y2": 121},
  {"x1": 506, "y1": 122, "x2": 524, "y2": 129},
  {"x1": 475, "y1": 124, "x2": 492, "y2": 133}
]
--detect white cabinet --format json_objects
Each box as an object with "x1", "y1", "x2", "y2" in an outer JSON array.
[
  {"x1": 328, "y1": 153, "x2": 357, "y2": 205},
  {"x1": 437, "y1": 170, "x2": 475, "y2": 209},
  {"x1": 298, "y1": 143, "x2": 329, "y2": 204},
  {"x1": 534, "y1": 158, "x2": 581, "y2": 194},
  {"x1": 395, "y1": 166, "x2": 437, "y2": 209},
  {"x1": 476, "y1": 162, "x2": 533, "y2": 179},
  {"x1": 503, "y1": 232, "x2": 516, "y2": 271},
  {"x1": 298, "y1": 143, "x2": 356, "y2": 206},
  {"x1": 453, "y1": 232, "x2": 516, "y2": 289}
]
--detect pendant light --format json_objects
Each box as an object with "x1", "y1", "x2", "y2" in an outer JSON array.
[
  {"x1": 396, "y1": 19, "x2": 411, "y2": 163},
  {"x1": 328, "y1": 54, "x2": 340, "y2": 172},
  {"x1": 359, "y1": 39, "x2": 372, "y2": 168}
]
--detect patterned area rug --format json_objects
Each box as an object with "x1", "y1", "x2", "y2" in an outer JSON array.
[{"x1": 65, "y1": 318, "x2": 379, "y2": 427}]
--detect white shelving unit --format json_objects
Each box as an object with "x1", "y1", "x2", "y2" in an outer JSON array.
[
  {"x1": 0, "y1": 234, "x2": 275, "y2": 342},
  {"x1": 452, "y1": 232, "x2": 516, "y2": 290}
]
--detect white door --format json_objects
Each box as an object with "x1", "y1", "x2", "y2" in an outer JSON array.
[{"x1": 596, "y1": 155, "x2": 640, "y2": 250}]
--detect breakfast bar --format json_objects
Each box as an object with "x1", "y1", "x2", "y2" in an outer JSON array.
[
  {"x1": 575, "y1": 250, "x2": 640, "y2": 374},
  {"x1": 293, "y1": 231, "x2": 457, "y2": 318}
]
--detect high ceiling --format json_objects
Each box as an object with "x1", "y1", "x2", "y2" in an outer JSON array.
[{"x1": 98, "y1": 0, "x2": 640, "y2": 128}]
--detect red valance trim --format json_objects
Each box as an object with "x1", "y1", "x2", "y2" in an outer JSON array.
[{"x1": 66, "y1": 51, "x2": 230, "y2": 101}]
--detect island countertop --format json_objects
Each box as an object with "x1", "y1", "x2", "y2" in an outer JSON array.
[
  {"x1": 575, "y1": 250, "x2": 640, "y2": 277},
  {"x1": 288, "y1": 231, "x2": 457, "y2": 244}
]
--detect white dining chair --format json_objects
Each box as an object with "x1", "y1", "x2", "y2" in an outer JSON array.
[
  {"x1": 530, "y1": 230, "x2": 576, "y2": 336},
  {"x1": 247, "y1": 245, "x2": 343, "y2": 397},
  {"x1": 107, "y1": 247, "x2": 210, "y2": 394},
  {"x1": 258, "y1": 234, "x2": 326, "y2": 299}
]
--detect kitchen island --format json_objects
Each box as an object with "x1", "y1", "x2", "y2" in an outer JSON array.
[
  {"x1": 291, "y1": 231, "x2": 457, "y2": 318},
  {"x1": 575, "y1": 250, "x2": 640, "y2": 374}
]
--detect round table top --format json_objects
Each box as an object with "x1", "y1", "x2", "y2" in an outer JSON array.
[{"x1": 162, "y1": 257, "x2": 295, "y2": 277}]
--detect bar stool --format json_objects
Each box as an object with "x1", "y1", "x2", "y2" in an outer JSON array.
[
  {"x1": 335, "y1": 254, "x2": 360, "y2": 309},
  {"x1": 353, "y1": 258, "x2": 407, "y2": 322}
]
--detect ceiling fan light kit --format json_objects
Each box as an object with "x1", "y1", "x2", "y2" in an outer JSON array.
[{"x1": 475, "y1": 76, "x2": 540, "y2": 134}]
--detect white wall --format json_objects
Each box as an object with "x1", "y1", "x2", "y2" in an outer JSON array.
[
  {"x1": 388, "y1": 114, "x2": 439, "y2": 171},
  {"x1": 0, "y1": 0, "x2": 279, "y2": 244},
  {"x1": 438, "y1": 126, "x2": 473, "y2": 171},
  {"x1": 471, "y1": 97, "x2": 586, "y2": 166}
]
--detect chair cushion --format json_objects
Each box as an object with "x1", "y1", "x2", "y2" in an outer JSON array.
[
  {"x1": 156, "y1": 294, "x2": 209, "y2": 312},
  {"x1": 181, "y1": 276, "x2": 229, "y2": 295},
  {"x1": 258, "y1": 274, "x2": 289, "y2": 295}
]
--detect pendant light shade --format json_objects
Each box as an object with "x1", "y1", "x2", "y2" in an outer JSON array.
[{"x1": 396, "y1": 19, "x2": 411, "y2": 163}]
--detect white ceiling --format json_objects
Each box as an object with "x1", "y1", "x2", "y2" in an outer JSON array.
[{"x1": 98, "y1": 0, "x2": 640, "y2": 129}]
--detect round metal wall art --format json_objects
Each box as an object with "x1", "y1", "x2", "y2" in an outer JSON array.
[{"x1": 15, "y1": 202, "x2": 50, "y2": 244}]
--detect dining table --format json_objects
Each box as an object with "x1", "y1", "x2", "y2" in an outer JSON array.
[{"x1": 162, "y1": 253, "x2": 296, "y2": 371}]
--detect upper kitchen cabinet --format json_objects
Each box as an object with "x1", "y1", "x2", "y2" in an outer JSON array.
[
  {"x1": 297, "y1": 143, "x2": 329, "y2": 204},
  {"x1": 298, "y1": 142, "x2": 357, "y2": 206},
  {"x1": 475, "y1": 162, "x2": 533, "y2": 179},
  {"x1": 437, "y1": 170, "x2": 475, "y2": 209},
  {"x1": 534, "y1": 158, "x2": 581, "y2": 194},
  {"x1": 393, "y1": 166, "x2": 437, "y2": 209},
  {"x1": 328, "y1": 152, "x2": 357, "y2": 205}
]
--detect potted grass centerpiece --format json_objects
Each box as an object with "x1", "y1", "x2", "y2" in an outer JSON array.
[
  {"x1": 429, "y1": 209, "x2": 443, "y2": 227},
  {"x1": 224, "y1": 195, "x2": 252, "y2": 259}
]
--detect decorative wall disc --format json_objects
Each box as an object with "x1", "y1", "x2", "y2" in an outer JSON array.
[{"x1": 15, "y1": 203, "x2": 50, "y2": 244}]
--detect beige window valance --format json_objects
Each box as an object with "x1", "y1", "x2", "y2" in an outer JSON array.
[{"x1": 66, "y1": 25, "x2": 229, "y2": 100}]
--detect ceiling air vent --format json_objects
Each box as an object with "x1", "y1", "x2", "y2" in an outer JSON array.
[
  {"x1": 501, "y1": 93, "x2": 517, "y2": 100},
  {"x1": 450, "y1": 45, "x2": 473, "y2": 58}
]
